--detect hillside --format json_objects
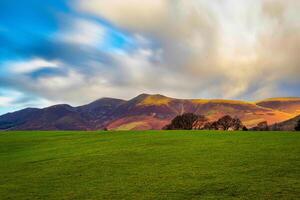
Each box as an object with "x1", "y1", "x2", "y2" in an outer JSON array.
[
  {"x1": 256, "y1": 97, "x2": 300, "y2": 115},
  {"x1": 0, "y1": 94, "x2": 299, "y2": 130},
  {"x1": 269, "y1": 114, "x2": 300, "y2": 131}
]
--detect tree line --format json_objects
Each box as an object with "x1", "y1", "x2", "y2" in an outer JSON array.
[{"x1": 163, "y1": 113, "x2": 300, "y2": 131}]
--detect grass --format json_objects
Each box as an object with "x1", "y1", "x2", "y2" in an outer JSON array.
[
  {"x1": 138, "y1": 95, "x2": 172, "y2": 106},
  {"x1": 0, "y1": 131, "x2": 299, "y2": 200},
  {"x1": 115, "y1": 122, "x2": 147, "y2": 130}
]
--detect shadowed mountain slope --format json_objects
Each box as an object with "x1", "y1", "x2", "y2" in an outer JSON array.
[{"x1": 269, "y1": 114, "x2": 300, "y2": 131}]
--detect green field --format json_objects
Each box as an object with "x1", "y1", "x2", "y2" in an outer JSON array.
[{"x1": 0, "y1": 131, "x2": 299, "y2": 199}]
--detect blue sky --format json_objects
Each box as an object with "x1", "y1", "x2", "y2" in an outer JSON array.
[{"x1": 0, "y1": 0, "x2": 299, "y2": 114}]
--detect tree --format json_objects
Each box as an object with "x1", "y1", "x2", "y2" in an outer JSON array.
[
  {"x1": 252, "y1": 121, "x2": 269, "y2": 131},
  {"x1": 164, "y1": 114, "x2": 246, "y2": 131},
  {"x1": 192, "y1": 115, "x2": 209, "y2": 130},
  {"x1": 295, "y1": 120, "x2": 300, "y2": 131},
  {"x1": 215, "y1": 115, "x2": 231, "y2": 130},
  {"x1": 210, "y1": 115, "x2": 245, "y2": 131},
  {"x1": 242, "y1": 126, "x2": 248, "y2": 131},
  {"x1": 164, "y1": 113, "x2": 200, "y2": 130}
]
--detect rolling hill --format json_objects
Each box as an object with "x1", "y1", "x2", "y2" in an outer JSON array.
[{"x1": 0, "y1": 94, "x2": 299, "y2": 130}]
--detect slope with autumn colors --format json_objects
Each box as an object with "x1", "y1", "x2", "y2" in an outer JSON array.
[
  {"x1": 256, "y1": 98, "x2": 300, "y2": 116},
  {"x1": 0, "y1": 94, "x2": 299, "y2": 130},
  {"x1": 106, "y1": 94, "x2": 300, "y2": 130}
]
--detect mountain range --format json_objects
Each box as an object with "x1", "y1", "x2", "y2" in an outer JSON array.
[{"x1": 0, "y1": 94, "x2": 299, "y2": 130}]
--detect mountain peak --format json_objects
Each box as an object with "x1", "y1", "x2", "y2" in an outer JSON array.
[
  {"x1": 78, "y1": 97, "x2": 125, "y2": 111},
  {"x1": 134, "y1": 93, "x2": 169, "y2": 99},
  {"x1": 132, "y1": 93, "x2": 172, "y2": 106},
  {"x1": 45, "y1": 104, "x2": 73, "y2": 110},
  {"x1": 134, "y1": 93, "x2": 151, "y2": 99},
  {"x1": 91, "y1": 97, "x2": 125, "y2": 104}
]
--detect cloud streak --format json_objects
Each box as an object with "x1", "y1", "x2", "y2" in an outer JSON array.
[{"x1": 6, "y1": 58, "x2": 59, "y2": 74}]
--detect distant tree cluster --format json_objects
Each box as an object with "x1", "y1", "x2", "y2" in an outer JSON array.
[
  {"x1": 164, "y1": 113, "x2": 300, "y2": 131},
  {"x1": 163, "y1": 114, "x2": 247, "y2": 131},
  {"x1": 203, "y1": 115, "x2": 246, "y2": 131}
]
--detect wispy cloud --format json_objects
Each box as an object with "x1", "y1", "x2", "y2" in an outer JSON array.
[
  {"x1": 7, "y1": 58, "x2": 59, "y2": 74},
  {"x1": 58, "y1": 19, "x2": 106, "y2": 47}
]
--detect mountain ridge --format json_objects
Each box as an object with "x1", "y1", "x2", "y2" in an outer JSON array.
[{"x1": 1, "y1": 94, "x2": 299, "y2": 130}]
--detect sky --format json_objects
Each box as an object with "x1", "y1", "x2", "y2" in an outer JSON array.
[{"x1": 0, "y1": 0, "x2": 299, "y2": 114}]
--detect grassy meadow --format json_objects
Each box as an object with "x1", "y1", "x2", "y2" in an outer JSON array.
[{"x1": 0, "y1": 131, "x2": 299, "y2": 199}]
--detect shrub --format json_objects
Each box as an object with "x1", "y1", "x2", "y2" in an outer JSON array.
[{"x1": 295, "y1": 120, "x2": 300, "y2": 131}]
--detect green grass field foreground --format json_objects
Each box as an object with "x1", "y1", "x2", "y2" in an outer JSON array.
[{"x1": 0, "y1": 131, "x2": 299, "y2": 200}]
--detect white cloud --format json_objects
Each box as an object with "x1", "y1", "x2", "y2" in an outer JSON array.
[
  {"x1": 35, "y1": 70, "x2": 84, "y2": 91},
  {"x1": 60, "y1": 19, "x2": 106, "y2": 47},
  {"x1": 8, "y1": 58, "x2": 59, "y2": 74},
  {"x1": 74, "y1": 0, "x2": 300, "y2": 100},
  {"x1": 0, "y1": 89, "x2": 55, "y2": 115},
  {"x1": 76, "y1": 0, "x2": 169, "y2": 32},
  {"x1": 0, "y1": 96, "x2": 15, "y2": 107}
]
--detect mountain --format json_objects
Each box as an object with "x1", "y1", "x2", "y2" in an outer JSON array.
[
  {"x1": 107, "y1": 95, "x2": 299, "y2": 130},
  {"x1": 0, "y1": 105, "x2": 87, "y2": 130},
  {"x1": 0, "y1": 94, "x2": 299, "y2": 130},
  {"x1": 77, "y1": 98, "x2": 126, "y2": 130}
]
